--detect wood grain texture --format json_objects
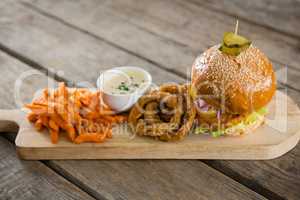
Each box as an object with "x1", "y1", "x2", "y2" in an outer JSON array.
[
  {"x1": 1, "y1": 0, "x2": 298, "y2": 92},
  {"x1": 0, "y1": 137, "x2": 96, "y2": 200},
  {"x1": 206, "y1": 148, "x2": 300, "y2": 200},
  {"x1": 22, "y1": 0, "x2": 300, "y2": 82},
  {"x1": 6, "y1": 0, "x2": 300, "y2": 199},
  {"x1": 47, "y1": 160, "x2": 265, "y2": 200},
  {"x1": 0, "y1": 3, "x2": 268, "y2": 200},
  {"x1": 189, "y1": 0, "x2": 300, "y2": 38},
  {"x1": 0, "y1": 53, "x2": 94, "y2": 200},
  {"x1": 0, "y1": 1, "x2": 182, "y2": 85}
]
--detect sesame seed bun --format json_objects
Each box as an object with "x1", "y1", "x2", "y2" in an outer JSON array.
[{"x1": 191, "y1": 45, "x2": 276, "y2": 114}]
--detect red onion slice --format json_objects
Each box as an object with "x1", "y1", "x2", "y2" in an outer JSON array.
[{"x1": 217, "y1": 110, "x2": 221, "y2": 121}]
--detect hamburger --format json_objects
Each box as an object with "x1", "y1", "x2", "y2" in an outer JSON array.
[{"x1": 191, "y1": 32, "x2": 276, "y2": 137}]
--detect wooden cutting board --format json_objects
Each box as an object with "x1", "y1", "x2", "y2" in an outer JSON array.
[{"x1": 0, "y1": 91, "x2": 299, "y2": 160}]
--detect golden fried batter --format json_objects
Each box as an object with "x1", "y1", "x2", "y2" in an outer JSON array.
[{"x1": 128, "y1": 83, "x2": 196, "y2": 141}]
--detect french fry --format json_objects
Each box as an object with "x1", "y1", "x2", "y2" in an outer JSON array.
[
  {"x1": 34, "y1": 119, "x2": 43, "y2": 131},
  {"x1": 50, "y1": 129, "x2": 59, "y2": 144},
  {"x1": 57, "y1": 82, "x2": 68, "y2": 120},
  {"x1": 107, "y1": 129, "x2": 113, "y2": 138},
  {"x1": 40, "y1": 116, "x2": 49, "y2": 127},
  {"x1": 49, "y1": 119, "x2": 59, "y2": 132},
  {"x1": 50, "y1": 112, "x2": 75, "y2": 139},
  {"x1": 85, "y1": 111, "x2": 101, "y2": 120},
  {"x1": 112, "y1": 115, "x2": 128, "y2": 123},
  {"x1": 25, "y1": 104, "x2": 48, "y2": 114},
  {"x1": 101, "y1": 115, "x2": 127, "y2": 123},
  {"x1": 58, "y1": 82, "x2": 68, "y2": 100},
  {"x1": 26, "y1": 82, "x2": 127, "y2": 144},
  {"x1": 27, "y1": 112, "x2": 37, "y2": 122},
  {"x1": 74, "y1": 132, "x2": 107, "y2": 144},
  {"x1": 43, "y1": 88, "x2": 49, "y2": 99},
  {"x1": 66, "y1": 126, "x2": 76, "y2": 142}
]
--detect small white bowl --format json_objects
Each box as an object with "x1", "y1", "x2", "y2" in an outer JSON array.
[{"x1": 97, "y1": 66, "x2": 152, "y2": 112}]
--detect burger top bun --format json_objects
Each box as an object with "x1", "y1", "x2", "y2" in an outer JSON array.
[{"x1": 191, "y1": 45, "x2": 276, "y2": 114}]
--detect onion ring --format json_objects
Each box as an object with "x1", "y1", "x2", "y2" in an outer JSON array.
[{"x1": 128, "y1": 83, "x2": 196, "y2": 141}]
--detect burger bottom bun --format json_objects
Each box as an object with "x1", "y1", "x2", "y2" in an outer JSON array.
[{"x1": 225, "y1": 116, "x2": 265, "y2": 136}]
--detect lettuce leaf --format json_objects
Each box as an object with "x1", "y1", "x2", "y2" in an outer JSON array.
[
  {"x1": 194, "y1": 107, "x2": 267, "y2": 137},
  {"x1": 211, "y1": 130, "x2": 224, "y2": 137},
  {"x1": 194, "y1": 127, "x2": 209, "y2": 135},
  {"x1": 257, "y1": 107, "x2": 268, "y2": 115}
]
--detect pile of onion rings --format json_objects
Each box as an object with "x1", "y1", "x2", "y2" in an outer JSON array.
[{"x1": 128, "y1": 83, "x2": 196, "y2": 141}]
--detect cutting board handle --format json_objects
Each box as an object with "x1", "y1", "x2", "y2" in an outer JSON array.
[{"x1": 0, "y1": 109, "x2": 23, "y2": 133}]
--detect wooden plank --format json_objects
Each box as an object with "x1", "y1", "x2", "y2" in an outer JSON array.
[
  {"x1": 0, "y1": 137, "x2": 95, "y2": 200},
  {"x1": 21, "y1": 0, "x2": 300, "y2": 76},
  {"x1": 0, "y1": 137, "x2": 96, "y2": 200},
  {"x1": 1, "y1": 90, "x2": 296, "y2": 160},
  {"x1": 0, "y1": 3, "x2": 267, "y2": 200},
  {"x1": 0, "y1": 53, "x2": 95, "y2": 200},
  {"x1": 205, "y1": 147, "x2": 300, "y2": 200},
  {"x1": 189, "y1": 0, "x2": 300, "y2": 38},
  {"x1": 47, "y1": 159, "x2": 266, "y2": 200},
  {"x1": 6, "y1": 1, "x2": 300, "y2": 199},
  {"x1": 19, "y1": 0, "x2": 300, "y2": 94},
  {"x1": 0, "y1": 1, "x2": 181, "y2": 85}
]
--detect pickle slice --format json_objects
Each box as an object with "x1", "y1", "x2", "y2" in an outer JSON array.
[
  {"x1": 223, "y1": 32, "x2": 251, "y2": 47},
  {"x1": 219, "y1": 44, "x2": 249, "y2": 56},
  {"x1": 219, "y1": 32, "x2": 251, "y2": 56}
]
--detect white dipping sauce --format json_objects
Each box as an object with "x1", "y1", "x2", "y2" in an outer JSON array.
[
  {"x1": 97, "y1": 66, "x2": 152, "y2": 112},
  {"x1": 103, "y1": 70, "x2": 147, "y2": 94}
]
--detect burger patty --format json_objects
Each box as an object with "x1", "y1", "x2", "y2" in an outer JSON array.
[{"x1": 197, "y1": 111, "x2": 246, "y2": 129}]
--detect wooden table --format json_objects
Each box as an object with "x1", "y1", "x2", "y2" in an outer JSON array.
[{"x1": 0, "y1": 0, "x2": 299, "y2": 199}]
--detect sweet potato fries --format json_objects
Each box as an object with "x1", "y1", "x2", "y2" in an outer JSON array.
[{"x1": 25, "y1": 82, "x2": 126, "y2": 144}]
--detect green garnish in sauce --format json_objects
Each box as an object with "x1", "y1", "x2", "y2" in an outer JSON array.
[
  {"x1": 118, "y1": 83, "x2": 130, "y2": 91},
  {"x1": 117, "y1": 81, "x2": 141, "y2": 92}
]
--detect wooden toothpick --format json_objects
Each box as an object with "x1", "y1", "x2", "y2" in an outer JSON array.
[{"x1": 234, "y1": 19, "x2": 239, "y2": 35}]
